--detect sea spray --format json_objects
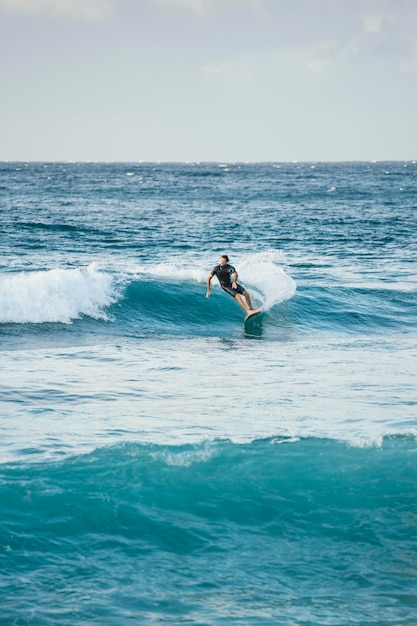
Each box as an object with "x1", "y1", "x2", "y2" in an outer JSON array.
[{"x1": 239, "y1": 254, "x2": 296, "y2": 310}]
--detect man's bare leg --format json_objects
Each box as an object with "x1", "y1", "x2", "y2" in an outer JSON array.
[
  {"x1": 235, "y1": 294, "x2": 250, "y2": 313},
  {"x1": 243, "y1": 290, "x2": 253, "y2": 310}
]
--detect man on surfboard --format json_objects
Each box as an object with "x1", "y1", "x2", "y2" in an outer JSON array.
[{"x1": 206, "y1": 255, "x2": 256, "y2": 314}]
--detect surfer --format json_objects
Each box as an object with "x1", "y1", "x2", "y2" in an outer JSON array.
[{"x1": 206, "y1": 255, "x2": 254, "y2": 313}]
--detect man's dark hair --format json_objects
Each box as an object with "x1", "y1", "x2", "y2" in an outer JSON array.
[{"x1": 221, "y1": 254, "x2": 229, "y2": 262}]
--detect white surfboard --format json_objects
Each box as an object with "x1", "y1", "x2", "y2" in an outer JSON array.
[{"x1": 244, "y1": 307, "x2": 264, "y2": 323}]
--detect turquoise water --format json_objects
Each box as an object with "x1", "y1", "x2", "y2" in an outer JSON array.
[
  {"x1": 1, "y1": 162, "x2": 417, "y2": 624},
  {"x1": 2, "y1": 438, "x2": 417, "y2": 624}
]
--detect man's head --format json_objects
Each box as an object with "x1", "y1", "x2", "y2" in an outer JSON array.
[{"x1": 220, "y1": 254, "x2": 229, "y2": 266}]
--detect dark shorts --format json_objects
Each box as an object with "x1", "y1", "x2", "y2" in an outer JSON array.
[{"x1": 221, "y1": 283, "x2": 245, "y2": 298}]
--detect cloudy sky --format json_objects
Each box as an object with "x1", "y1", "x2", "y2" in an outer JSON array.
[{"x1": 1, "y1": 0, "x2": 416, "y2": 161}]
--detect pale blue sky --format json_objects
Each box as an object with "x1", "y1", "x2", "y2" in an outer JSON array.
[{"x1": 1, "y1": 0, "x2": 416, "y2": 161}]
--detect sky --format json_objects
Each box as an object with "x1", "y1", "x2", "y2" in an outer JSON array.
[{"x1": 1, "y1": 0, "x2": 416, "y2": 162}]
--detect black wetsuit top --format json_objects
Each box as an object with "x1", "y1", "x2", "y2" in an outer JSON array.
[
  {"x1": 211, "y1": 264, "x2": 245, "y2": 298},
  {"x1": 211, "y1": 264, "x2": 236, "y2": 289}
]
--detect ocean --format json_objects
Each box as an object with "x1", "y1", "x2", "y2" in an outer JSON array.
[{"x1": 1, "y1": 161, "x2": 416, "y2": 625}]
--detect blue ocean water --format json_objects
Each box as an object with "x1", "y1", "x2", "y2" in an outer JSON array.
[{"x1": 1, "y1": 161, "x2": 417, "y2": 624}]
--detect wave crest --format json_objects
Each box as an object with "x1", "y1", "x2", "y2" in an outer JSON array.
[{"x1": 0, "y1": 265, "x2": 116, "y2": 324}]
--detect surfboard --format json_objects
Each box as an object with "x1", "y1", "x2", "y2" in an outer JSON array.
[{"x1": 244, "y1": 307, "x2": 263, "y2": 323}]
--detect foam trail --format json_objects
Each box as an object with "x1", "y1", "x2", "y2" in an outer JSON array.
[
  {"x1": 132, "y1": 262, "x2": 207, "y2": 283},
  {"x1": 0, "y1": 265, "x2": 116, "y2": 324}
]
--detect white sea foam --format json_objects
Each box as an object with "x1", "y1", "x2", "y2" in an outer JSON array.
[
  {"x1": 238, "y1": 251, "x2": 297, "y2": 309},
  {"x1": 0, "y1": 265, "x2": 117, "y2": 324},
  {"x1": 142, "y1": 262, "x2": 207, "y2": 283}
]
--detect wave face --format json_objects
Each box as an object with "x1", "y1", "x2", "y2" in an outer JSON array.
[
  {"x1": 0, "y1": 261, "x2": 415, "y2": 343},
  {"x1": 0, "y1": 256, "x2": 297, "y2": 345},
  {"x1": 1, "y1": 437, "x2": 417, "y2": 625}
]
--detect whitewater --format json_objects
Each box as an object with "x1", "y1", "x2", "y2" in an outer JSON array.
[{"x1": 1, "y1": 161, "x2": 417, "y2": 625}]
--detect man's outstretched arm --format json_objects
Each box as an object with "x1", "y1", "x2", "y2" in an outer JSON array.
[{"x1": 206, "y1": 273, "x2": 213, "y2": 297}]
